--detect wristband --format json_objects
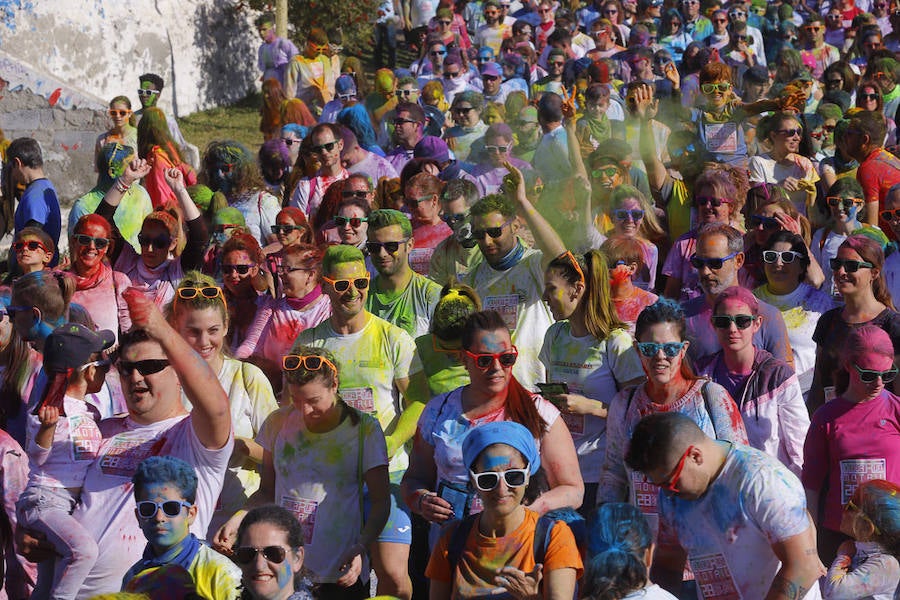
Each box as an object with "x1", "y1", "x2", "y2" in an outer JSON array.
[
  {"x1": 417, "y1": 490, "x2": 435, "y2": 513},
  {"x1": 115, "y1": 177, "x2": 131, "y2": 193}
]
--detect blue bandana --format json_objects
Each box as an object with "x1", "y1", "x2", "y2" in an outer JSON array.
[{"x1": 462, "y1": 421, "x2": 540, "y2": 474}]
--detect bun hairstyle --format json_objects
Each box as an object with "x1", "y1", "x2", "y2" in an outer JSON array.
[{"x1": 581, "y1": 503, "x2": 653, "y2": 600}]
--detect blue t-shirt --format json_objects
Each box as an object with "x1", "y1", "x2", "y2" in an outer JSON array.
[{"x1": 14, "y1": 178, "x2": 61, "y2": 264}]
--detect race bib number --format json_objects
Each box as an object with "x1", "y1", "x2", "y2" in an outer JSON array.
[
  {"x1": 705, "y1": 122, "x2": 739, "y2": 154},
  {"x1": 561, "y1": 413, "x2": 585, "y2": 436},
  {"x1": 98, "y1": 431, "x2": 165, "y2": 478},
  {"x1": 840, "y1": 459, "x2": 886, "y2": 505},
  {"x1": 408, "y1": 248, "x2": 434, "y2": 276},
  {"x1": 630, "y1": 471, "x2": 660, "y2": 536},
  {"x1": 342, "y1": 387, "x2": 376, "y2": 415},
  {"x1": 690, "y1": 553, "x2": 742, "y2": 599},
  {"x1": 69, "y1": 415, "x2": 101, "y2": 462},
  {"x1": 469, "y1": 495, "x2": 484, "y2": 516},
  {"x1": 484, "y1": 295, "x2": 520, "y2": 331},
  {"x1": 282, "y1": 496, "x2": 318, "y2": 545}
]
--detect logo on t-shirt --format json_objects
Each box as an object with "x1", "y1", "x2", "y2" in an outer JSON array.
[{"x1": 690, "y1": 553, "x2": 742, "y2": 599}]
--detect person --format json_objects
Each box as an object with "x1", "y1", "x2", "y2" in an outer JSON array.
[
  {"x1": 754, "y1": 231, "x2": 835, "y2": 397},
  {"x1": 202, "y1": 142, "x2": 281, "y2": 247},
  {"x1": 600, "y1": 236, "x2": 659, "y2": 333},
  {"x1": 169, "y1": 272, "x2": 280, "y2": 539},
  {"x1": 100, "y1": 161, "x2": 209, "y2": 309},
  {"x1": 137, "y1": 107, "x2": 197, "y2": 210},
  {"x1": 68, "y1": 214, "x2": 132, "y2": 344},
  {"x1": 599, "y1": 299, "x2": 747, "y2": 531},
  {"x1": 260, "y1": 79, "x2": 288, "y2": 142},
  {"x1": 7, "y1": 137, "x2": 61, "y2": 269},
  {"x1": 121, "y1": 456, "x2": 241, "y2": 598},
  {"x1": 216, "y1": 347, "x2": 391, "y2": 599},
  {"x1": 263, "y1": 206, "x2": 313, "y2": 271},
  {"x1": 95, "y1": 96, "x2": 137, "y2": 161},
  {"x1": 429, "y1": 179, "x2": 483, "y2": 286},
  {"x1": 539, "y1": 250, "x2": 644, "y2": 511},
  {"x1": 290, "y1": 124, "x2": 349, "y2": 222},
  {"x1": 333, "y1": 185, "x2": 372, "y2": 252},
  {"x1": 425, "y1": 421, "x2": 583, "y2": 599},
  {"x1": 220, "y1": 233, "x2": 271, "y2": 354},
  {"x1": 626, "y1": 412, "x2": 824, "y2": 598},
  {"x1": 464, "y1": 122, "x2": 534, "y2": 197},
  {"x1": 463, "y1": 167, "x2": 566, "y2": 391},
  {"x1": 812, "y1": 178, "x2": 867, "y2": 300},
  {"x1": 0, "y1": 427, "x2": 34, "y2": 599},
  {"x1": 401, "y1": 174, "x2": 453, "y2": 276},
  {"x1": 16, "y1": 324, "x2": 113, "y2": 599},
  {"x1": 749, "y1": 112, "x2": 820, "y2": 217},
  {"x1": 135, "y1": 73, "x2": 189, "y2": 155},
  {"x1": 605, "y1": 185, "x2": 664, "y2": 292},
  {"x1": 233, "y1": 505, "x2": 312, "y2": 600},
  {"x1": 822, "y1": 479, "x2": 900, "y2": 600},
  {"x1": 365, "y1": 209, "x2": 442, "y2": 338},
  {"x1": 255, "y1": 13, "x2": 299, "y2": 88},
  {"x1": 803, "y1": 325, "x2": 900, "y2": 565},
  {"x1": 415, "y1": 283, "x2": 480, "y2": 397},
  {"x1": 402, "y1": 310, "x2": 583, "y2": 543},
  {"x1": 341, "y1": 127, "x2": 399, "y2": 185},
  {"x1": 580, "y1": 503, "x2": 678, "y2": 600},
  {"x1": 838, "y1": 110, "x2": 900, "y2": 230},
  {"x1": 695, "y1": 287, "x2": 809, "y2": 476},
  {"x1": 69, "y1": 143, "x2": 154, "y2": 255},
  {"x1": 445, "y1": 91, "x2": 488, "y2": 162},
  {"x1": 10, "y1": 227, "x2": 54, "y2": 278},
  {"x1": 284, "y1": 28, "x2": 340, "y2": 114},
  {"x1": 809, "y1": 234, "x2": 900, "y2": 411},
  {"x1": 17, "y1": 288, "x2": 233, "y2": 597}
]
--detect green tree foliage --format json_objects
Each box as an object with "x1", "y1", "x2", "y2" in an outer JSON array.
[{"x1": 247, "y1": 0, "x2": 382, "y2": 54}]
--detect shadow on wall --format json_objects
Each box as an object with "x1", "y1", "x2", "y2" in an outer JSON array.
[{"x1": 194, "y1": 3, "x2": 258, "y2": 106}]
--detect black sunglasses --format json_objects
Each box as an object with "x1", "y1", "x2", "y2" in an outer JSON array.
[
  {"x1": 749, "y1": 215, "x2": 780, "y2": 230},
  {"x1": 366, "y1": 240, "x2": 408, "y2": 255},
  {"x1": 335, "y1": 216, "x2": 368, "y2": 228},
  {"x1": 222, "y1": 264, "x2": 253, "y2": 275},
  {"x1": 711, "y1": 314, "x2": 756, "y2": 329},
  {"x1": 138, "y1": 233, "x2": 172, "y2": 248},
  {"x1": 829, "y1": 258, "x2": 874, "y2": 273},
  {"x1": 271, "y1": 224, "x2": 306, "y2": 235},
  {"x1": 136, "y1": 500, "x2": 191, "y2": 519},
  {"x1": 689, "y1": 251, "x2": 739, "y2": 270},
  {"x1": 234, "y1": 546, "x2": 289, "y2": 565},
  {"x1": 472, "y1": 219, "x2": 513, "y2": 240},
  {"x1": 74, "y1": 235, "x2": 110, "y2": 249},
  {"x1": 119, "y1": 359, "x2": 171, "y2": 377},
  {"x1": 310, "y1": 140, "x2": 338, "y2": 154},
  {"x1": 853, "y1": 364, "x2": 898, "y2": 383}
]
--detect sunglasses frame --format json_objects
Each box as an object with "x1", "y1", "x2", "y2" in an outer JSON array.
[
  {"x1": 234, "y1": 545, "x2": 290, "y2": 565},
  {"x1": 282, "y1": 354, "x2": 338, "y2": 374},
  {"x1": 711, "y1": 313, "x2": 757, "y2": 330},
  {"x1": 762, "y1": 250, "x2": 804, "y2": 264},
  {"x1": 464, "y1": 346, "x2": 519, "y2": 370},
  {"x1": 177, "y1": 286, "x2": 224, "y2": 301},
  {"x1": 323, "y1": 274, "x2": 371, "y2": 292},
  {"x1": 472, "y1": 218, "x2": 515, "y2": 241},
  {"x1": 335, "y1": 215, "x2": 369, "y2": 228},
  {"x1": 853, "y1": 363, "x2": 898, "y2": 383},
  {"x1": 222, "y1": 264, "x2": 254, "y2": 276},
  {"x1": 13, "y1": 240, "x2": 49, "y2": 253},
  {"x1": 469, "y1": 468, "x2": 530, "y2": 491},
  {"x1": 136, "y1": 499, "x2": 192, "y2": 519},
  {"x1": 636, "y1": 341, "x2": 686, "y2": 358},
  {"x1": 829, "y1": 258, "x2": 874, "y2": 273},
  {"x1": 118, "y1": 359, "x2": 171, "y2": 377},
  {"x1": 73, "y1": 234, "x2": 110, "y2": 249},
  {"x1": 138, "y1": 233, "x2": 173, "y2": 249},
  {"x1": 689, "y1": 251, "x2": 740, "y2": 270}
]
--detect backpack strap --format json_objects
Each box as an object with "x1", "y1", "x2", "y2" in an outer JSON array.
[
  {"x1": 700, "y1": 380, "x2": 717, "y2": 438},
  {"x1": 446, "y1": 514, "x2": 479, "y2": 575},
  {"x1": 532, "y1": 514, "x2": 556, "y2": 566}
]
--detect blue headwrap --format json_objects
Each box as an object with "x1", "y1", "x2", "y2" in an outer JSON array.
[{"x1": 462, "y1": 421, "x2": 540, "y2": 474}]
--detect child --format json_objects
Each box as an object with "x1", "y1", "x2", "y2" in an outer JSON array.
[
  {"x1": 12, "y1": 226, "x2": 54, "y2": 277},
  {"x1": 16, "y1": 323, "x2": 114, "y2": 599},
  {"x1": 600, "y1": 235, "x2": 658, "y2": 335},
  {"x1": 581, "y1": 502, "x2": 677, "y2": 600},
  {"x1": 122, "y1": 456, "x2": 241, "y2": 600},
  {"x1": 823, "y1": 479, "x2": 900, "y2": 600}
]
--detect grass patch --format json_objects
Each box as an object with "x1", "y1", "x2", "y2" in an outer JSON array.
[{"x1": 178, "y1": 91, "x2": 264, "y2": 153}]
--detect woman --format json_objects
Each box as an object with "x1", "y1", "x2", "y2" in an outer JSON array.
[
  {"x1": 748, "y1": 112, "x2": 819, "y2": 219},
  {"x1": 415, "y1": 283, "x2": 480, "y2": 396},
  {"x1": 812, "y1": 178, "x2": 866, "y2": 299},
  {"x1": 588, "y1": 149, "x2": 632, "y2": 231},
  {"x1": 607, "y1": 185, "x2": 665, "y2": 292},
  {"x1": 754, "y1": 231, "x2": 834, "y2": 397},
  {"x1": 95, "y1": 96, "x2": 136, "y2": 162},
  {"x1": 261, "y1": 78, "x2": 288, "y2": 141},
  {"x1": 445, "y1": 91, "x2": 488, "y2": 162},
  {"x1": 823, "y1": 61, "x2": 859, "y2": 97},
  {"x1": 102, "y1": 164, "x2": 209, "y2": 308},
  {"x1": 401, "y1": 311, "x2": 583, "y2": 543},
  {"x1": 170, "y1": 271, "x2": 279, "y2": 539},
  {"x1": 137, "y1": 107, "x2": 196, "y2": 210},
  {"x1": 855, "y1": 79, "x2": 898, "y2": 146},
  {"x1": 235, "y1": 245, "x2": 332, "y2": 387},
  {"x1": 659, "y1": 11, "x2": 691, "y2": 63},
  {"x1": 695, "y1": 287, "x2": 809, "y2": 476},
  {"x1": 809, "y1": 234, "x2": 900, "y2": 412},
  {"x1": 0, "y1": 291, "x2": 40, "y2": 436},
  {"x1": 803, "y1": 325, "x2": 900, "y2": 565},
  {"x1": 216, "y1": 346, "x2": 390, "y2": 599},
  {"x1": 426, "y1": 421, "x2": 583, "y2": 599},
  {"x1": 263, "y1": 206, "x2": 313, "y2": 277},
  {"x1": 539, "y1": 250, "x2": 644, "y2": 511},
  {"x1": 220, "y1": 232, "x2": 272, "y2": 353},
  {"x1": 234, "y1": 505, "x2": 313, "y2": 600},
  {"x1": 68, "y1": 214, "x2": 132, "y2": 344},
  {"x1": 600, "y1": 236, "x2": 659, "y2": 334},
  {"x1": 335, "y1": 197, "x2": 372, "y2": 251},
  {"x1": 202, "y1": 141, "x2": 281, "y2": 247},
  {"x1": 598, "y1": 299, "x2": 748, "y2": 525}
]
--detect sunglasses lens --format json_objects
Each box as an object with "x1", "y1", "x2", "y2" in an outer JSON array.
[
  {"x1": 476, "y1": 356, "x2": 493, "y2": 369},
  {"x1": 283, "y1": 356, "x2": 301, "y2": 370},
  {"x1": 354, "y1": 278, "x2": 370, "y2": 290},
  {"x1": 475, "y1": 473, "x2": 500, "y2": 490},
  {"x1": 498, "y1": 352, "x2": 517, "y2": 367},
  {"x1": 334, "y1": 280, "x2": 350, "y2": 292},
  {"x1": 137, "y1": 502, "x2": 157, "y2": 518},
  {"x1": 662, "y1": 343, "x2": 682, "y2": 357},
  {"x1": 735, "y1": 316, "x2": 754, "y2": 328},
  {"x1": 637, "y1": 343, "x2": 658, "y2": 357},
  {"x1": 305, "y1": 356, "x2": 323, "y2": 370},
  {"x1": 505, "y1": 470, "x2": 527, "y2": 486}
]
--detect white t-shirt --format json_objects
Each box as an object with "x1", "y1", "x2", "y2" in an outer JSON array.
[
  {"x1": 25, "y1": 395, "x2": 102, "y2": 489},
  {"x1": 73, "y1": 414, "x2": 233, "y2": 599},
  {"x1": 229, "y1": 190, "x2": 281, "y2": 247},
  {"x1": 296, "y1": 313, "x2": 422, "y2": 473},
  {"x1": 538, "y1": 324, "x2": 643, "y2": 482},
  {"x1": 258, "y1": 406, "x2": 387, "y2": 583},
  {"x1": 658, "y1": 443, "x2": 821, "y2": 600},
  {"x1": 464, "y1": 247, "x2": 552, "y2": 390},
  {"x1": 811, "y1": 228, "x2": 849, "y2": 301},
  {"x1": 289, "y1": 169, "x2": 350, "y2": 222},
  {"x1": 748, "y1": 153, "x2": 819, "y2": 216}
]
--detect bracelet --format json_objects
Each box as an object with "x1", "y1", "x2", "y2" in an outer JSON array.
[
  {"x1": 417, "y1": 490, "x2": 434, "y2": 513},
  {"x1": 114, "y1": 177, "x2": 131, "y2": 194}
]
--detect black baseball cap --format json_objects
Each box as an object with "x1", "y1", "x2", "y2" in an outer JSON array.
[{"x1": 44, "y1": 323, "x2": 115, "y2": 373}]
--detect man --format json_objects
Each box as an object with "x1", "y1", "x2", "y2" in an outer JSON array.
[
  {"x1": 511, "y1": 105, "x2": 542, "y2": 163},
  {"x1": 386, "y1": 102, "x2": 426, "y2": 173},
  {"x1": 319, "y1": 74, "x2": 357, "y2": 124},
  {"x1": 429, "y1": 179, "x2": 483, "y2": 285},
  {"x1": 297, "y1": 244, "x2": 431, "y2": 600},
  {"x1": 683, "y1": 223, "x2": 794, "y2": 368},
  {"x1": 463, "y1": 168, "x2": 565, "y2": 390},
  {"x1": 284, "y1": 28, "x2": 340, "y2": 114},
  {"x1": 533, "y1": 93, "x2": 571, "y2": 184},
  {"x1": 625, "y1": 412, "x2": 823, "y2": 599},
  {"x1": 680, "y1": 0, "x2": 712, "y2": 41},
  {"x1": 554, "y1": 8, "x2": 594, "y2": 58},
  {"x1": 475, "y1": 0, "x2": 511, "y2": 54},
  {"x1": 882, "y1": 183, "x2": 900, "y2": 299},
  {"x1": 135, "y1": 73, "x2": 188, "y2": 151},
  {"x1": 378, "y1": 76, "x2": 420, "y2": 149},
  {"x1": 341, "y1": 127, "x2": 399, "y2": 185},
  {"x1": 866, "y1": 57, "x2": 900, "y2": 123},
  {"x1": 624, "y1": 47, "x2": 656, "y2": 85},
  {"x1": 531, "y1": 48, "x2": 567, "y2": 98},
  {"x1": 635, "y1": 0, "x2": 662, "y2": 24},
  {"x1": 7, "y1": 138, "x2": 61, "y2": 269},
  {"x1": 799, "y1": 13, "x2": 837, "y2": 79},
  {"x1": 402, "y1": 173, "x2": 453, "y2": 276},
  {"x1": 838, "y1": 110, "x2": 900, "y2": 234},
  {"x1": 20, "y1": 291, "x2": 233, "y2": 597},
  {"x1": 255, "y1": 12, "x2": 298, "y2": 88},
  {"x1": 366, "y1": 209, "x2": 442, "y2": 338},
  {"x1": 587, "y1": 18, "x2": 626, "y2": 61},
  {"x1": 477, "y1": 62, "x2": 509, "y2": 105},
  {"x1": 464, "y1": 123, "x2": 534, "y2": 196},
  {"x1": 289, "y1": 123, "x2": 348, "y2": 220}
]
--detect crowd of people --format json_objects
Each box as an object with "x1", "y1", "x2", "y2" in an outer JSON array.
[{"x1": 7, "y1": 0, "x2": 900, "y2": 598}]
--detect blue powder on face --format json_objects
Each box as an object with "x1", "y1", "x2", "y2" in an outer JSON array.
[{"x1": 482, "y1": 454, "x2": 510, "y2": 469}]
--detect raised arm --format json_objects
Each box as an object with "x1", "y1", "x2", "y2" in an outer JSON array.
[
  {"x1": 634, "y1": 86, "x2": 668, "y2": 194},
  {"x1": 163, "y1": 167, "x2": 210, "y2": 272},
  {"x1": 98, "y1": 159, "x2": 152, "y2": 266},
  {"x1": 123, "y1": 287, "x2": 231, "y2": 450},
  {"x1": 503, "y1": 162, "x2": 565, "y2": 270}
]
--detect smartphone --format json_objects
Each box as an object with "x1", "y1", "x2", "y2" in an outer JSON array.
[
  {"x1": 438, "y1": 481, "x2": 471, "y2": 521},
  {"x1": 536, "y1": 382, "x2": 569, "y2": 408}
]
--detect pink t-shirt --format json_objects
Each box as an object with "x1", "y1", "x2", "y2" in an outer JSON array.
[
  {"x1": 802, "y1": 390, "x2": 900, "y2": 531},
  {"x1": 410, "y1": 220, "x2": 453, "y2": 276}
]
